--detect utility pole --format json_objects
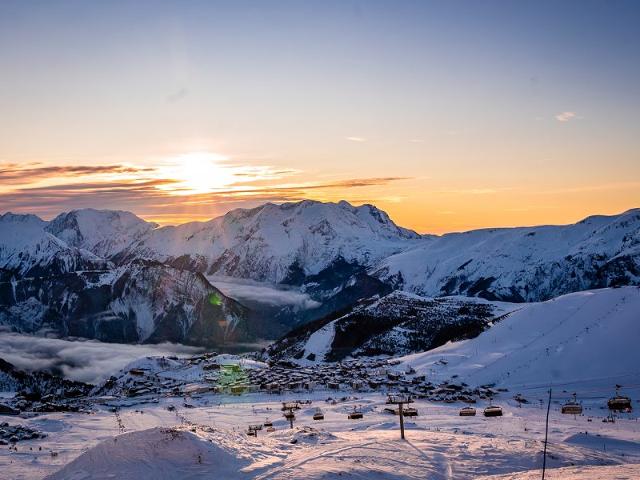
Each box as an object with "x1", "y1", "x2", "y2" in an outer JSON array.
[{"x1": 542, "y1": 388, "x2": 552, "y2": 480}]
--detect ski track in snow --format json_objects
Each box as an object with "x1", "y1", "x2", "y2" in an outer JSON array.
[{"x1": 301, "y1": 320, "x2": 338, "y2": 363}]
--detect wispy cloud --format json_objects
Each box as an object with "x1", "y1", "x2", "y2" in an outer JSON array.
[
  {"x1": 555, "y1": 111, "x2": 578, "y2": 122},
  {"x1": 0, "y1": 163, "x2": 153, "y2": 182},
  {"x1": 345, "y1": 136, "x2": 366, "y2": 142},
  {"x1": 0, "y1": 158, "x2": 411, "y2": 223},
  {"x1": 166, "y1": 87, "x2": 189, "y2": 103}
]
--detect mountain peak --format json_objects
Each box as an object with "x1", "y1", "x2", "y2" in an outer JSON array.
[
  {"x1": 0, "y1": 212, "x2": 45, "y2": 225},
  {"x1": 46, "y1": 209, "x2": 158, "y2": 258},
  {"x1": 123, "y1": 199, "x2": 423, "y2": 283}
]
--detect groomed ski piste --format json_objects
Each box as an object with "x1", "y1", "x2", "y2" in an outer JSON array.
[{"x1": 1, "y1": 287, "x2": 639, "y2": 479}]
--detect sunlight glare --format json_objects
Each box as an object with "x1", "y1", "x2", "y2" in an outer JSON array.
[{"x1": 161, "y1": 152, "x2": 236, "y2": 195}]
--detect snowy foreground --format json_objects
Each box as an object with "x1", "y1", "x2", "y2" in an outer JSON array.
[
  {"x1": 1, "y1": 391, "x2": 639, "y2": 480},
  {"x1": 1, "y1": 287, "x2": 639, "y2": 479}
]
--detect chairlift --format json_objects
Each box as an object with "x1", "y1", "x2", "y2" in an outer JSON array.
[
  {"x1": 608, "y1": 385, "x2": 632, "y2": 412},
  {"x1": 313, "y1": 408, "x2": 325, "y2": 421},
  {"x1": 561, "y1": 393, "x2": 583, "y2": 415},
  {"x1": 403, "y1": 406, "x2": 418, "y2": 417},
  {"x1": 386, "y1": 394, "x2": 413, "y2": 405},
  {"x1": 459, "y1": 406, "x2": 477, "y2": 417},
  {"x1": 483, "y1": 405, "x2": 503, "y2": 417},
  {"x1": 281, "y1": 401, "x2": 301, "y2": 411},
  {"x1": 348, "y1": 406, "x2": 363, "y2": 420}
]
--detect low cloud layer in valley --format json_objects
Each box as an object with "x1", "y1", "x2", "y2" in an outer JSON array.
[
  {"x1": 0, "y1": 331, "x2": 202, "y2": 384},
  {"x1": 209, "y1": 276, "x2": 321, "y2": 310}
]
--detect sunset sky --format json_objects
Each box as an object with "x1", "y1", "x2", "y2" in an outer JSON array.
[{"x1": 1, "y1": 1, "x2": 639, "y2": 234}]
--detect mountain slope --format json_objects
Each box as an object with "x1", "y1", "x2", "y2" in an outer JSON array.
[
  {"x1": 375, "y1": 208, "x2": 640, "y2": 302},
  {"x1": 0, "y1": 260, "x2": 251, "y2": 346},
  {"x1": 401, "y1": 286, "x2": 640, "y2": 389},
  {"x1": 265, "y1": 291, "x2": 518, "y2": 362}
]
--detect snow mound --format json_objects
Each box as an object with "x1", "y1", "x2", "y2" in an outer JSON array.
[
  {"x1": 44, "y1": 427, "x2": 255, "y2": 480},
  {"x1": 564, "y1": 433, "x2": 640, "y2": 457},
  {"x1": 271, "y1": 426, "x2": 338, "y2": 445}
]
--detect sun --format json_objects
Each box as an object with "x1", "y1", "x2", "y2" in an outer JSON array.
[{"x1": 161, "y1": 152, "x2": 236, "y2": 195}]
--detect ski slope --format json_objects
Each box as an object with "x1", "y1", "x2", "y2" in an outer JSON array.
[{"x1": 402, "y1": 287, "x2": 640, "y2": 391}]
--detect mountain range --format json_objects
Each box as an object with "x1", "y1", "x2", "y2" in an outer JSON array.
[{"x1": 1, "y1": 201, "x2": 638, "y2": 350}]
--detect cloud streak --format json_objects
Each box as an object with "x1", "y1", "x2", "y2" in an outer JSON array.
[
  {"x1": 209, "y1": 276, "x2": 321, "y2": 310},
  {"x1": 0, "y1": 157, "x2": 410, "y2": 223},
  {"x1": 0, "y1": 163, "x2": 154, "y2": 182}
]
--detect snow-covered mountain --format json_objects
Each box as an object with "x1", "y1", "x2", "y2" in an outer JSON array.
[
  {"x1": 374, "y1": 208, "x2": 640, "y2": 302},
  {"x1": 1, "y1": 202, "x2": 639, "y2": 348},
  {"x1": 401, "y1": 286, "x2": 640, "y2": 389},
  {"x1": 265, "y1": 291, "x2": 518, "y2": 363},
  {"x1": 45, "y1": 209, "x2": 158, "y2": 259},
  {"x1": 120, "y1": 200, "x2": 423, "y2": 283},
  {"x1": 6, "y1": 202, "x2": 639, "y2": 302},
  {"x1": 0, "y1": 213, "x2": 251, "y2": 347},
  {"x1": 0, "y1": 260, "x2": 250, "y2": 346},
  {"x1": 120, "y1": 202, "x2": 639, "y2": 304},
  {"x1": 0, "y1": 212, "x2": 108, "y2": 277}
]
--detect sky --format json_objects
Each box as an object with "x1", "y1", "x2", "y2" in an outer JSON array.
[{"x1": 0, "y1": 0, "x2": 639, "y2": 234}]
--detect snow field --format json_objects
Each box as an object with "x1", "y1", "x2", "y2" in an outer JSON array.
[{"x1": 0, "y1": 390, "x2": 638, "y2": 479}]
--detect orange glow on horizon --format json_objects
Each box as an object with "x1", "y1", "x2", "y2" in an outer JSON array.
[{"x1": 1, "y1": 152, "x2": 638, "y2": 235}]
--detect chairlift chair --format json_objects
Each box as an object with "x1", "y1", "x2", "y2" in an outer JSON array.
[
  {"x1": 561, "y1": 393, "x2": 583, "y2": 415},
  {"x1": 403, "y1": 406, "x2": 418, "y2": 417},
  {"x1": 483, "y1": 405, "x2": 503, "y2": 417},
  {"x1": 459, "y1": 406, "x2": 477, "y2": 416},
  {"x1": 608, "y1": 385, "x2": 633, "y2": 412},
  {"x1": 348, "y1": 406, "x2": 363, "y2": 420}
]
